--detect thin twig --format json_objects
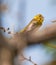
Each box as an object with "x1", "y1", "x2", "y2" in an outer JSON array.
[{"x1": 19, "y1": 54, "x2": 37, "y2": 65}]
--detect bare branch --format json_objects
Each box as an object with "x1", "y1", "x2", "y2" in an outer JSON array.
[
  {"x1": 19, "y1": 54, "x2": 37, "y2": 65},
  {"x1": 27, "y1": 23, "x2": 56, "y2": 43}
]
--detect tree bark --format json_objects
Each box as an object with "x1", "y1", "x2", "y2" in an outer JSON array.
[{"x1": 26, "y1": 23, "x2": 56, "y2": 43}]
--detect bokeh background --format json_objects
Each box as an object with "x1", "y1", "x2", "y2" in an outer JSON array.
[{"x1": 1, "y1": 0, "x2": 56, "y2": 65}]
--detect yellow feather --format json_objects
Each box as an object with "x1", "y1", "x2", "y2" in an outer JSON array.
[{"x1": 20, "y1": 14, "x2": 44, "y2": 32}]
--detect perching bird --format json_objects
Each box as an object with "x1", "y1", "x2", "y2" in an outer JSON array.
[{"x1": 20, "y1": 14, "x2": 44, "y2": 33}]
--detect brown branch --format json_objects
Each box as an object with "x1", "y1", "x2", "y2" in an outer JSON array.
[
  {"x1": 19, "y1": 54, "x2": 37, "y2": 65},
  {"x1": 26, "y1": 23, "x2": 56, "y2": 43},
  {"x1": 52, "y1": 20, "x2": 56, "y2": 23},
  {"x1": 0, "y1": 22, "x2": 56, "y2": 65},
  {"x1": 0, "y1": 22, "x2": 56, "y2": 48}
]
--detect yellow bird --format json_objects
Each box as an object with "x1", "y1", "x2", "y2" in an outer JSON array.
[{"x1": 20, "y1": 14, "x2": 44, "y2": 33}]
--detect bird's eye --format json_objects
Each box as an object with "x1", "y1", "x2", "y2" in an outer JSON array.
[{"x1": 39, "y1": 15, "x2": 42, "y2": 17}]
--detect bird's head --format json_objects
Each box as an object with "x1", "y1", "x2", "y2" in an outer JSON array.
[{"x1": 34, "y1": 14, "x2": 44, "y2": 24}]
